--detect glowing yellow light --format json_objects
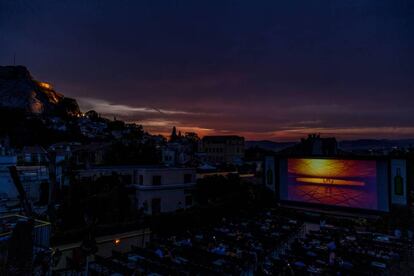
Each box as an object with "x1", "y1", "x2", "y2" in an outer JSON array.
[
  {"x1": 38, "y1": 82, "x2": 52, "y2": 89},
  {"x1": 114, "y1": 239, "x2": 121, "y2": 246}
]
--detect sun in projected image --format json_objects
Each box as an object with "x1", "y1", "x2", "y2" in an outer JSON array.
[
  {"x1": 289, "y1": 158, "x2": 375, "y2": 179},
  {"x1": 287, "y1": 159, "x2": 378, "y2": 209}
]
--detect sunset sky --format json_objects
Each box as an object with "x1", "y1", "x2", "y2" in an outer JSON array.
[{"x1": 1, "y1": 1, "x2": 413, "y2": 141}]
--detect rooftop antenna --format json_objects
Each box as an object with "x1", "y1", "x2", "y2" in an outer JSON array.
[{"x1": 13, "y1": 53, "x2": 16, "y2": 66}]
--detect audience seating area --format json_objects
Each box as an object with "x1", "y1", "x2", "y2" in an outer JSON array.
[
  {"x1": 56, "y1": 208, "x2": 413, "y2": 275},
  {"x1": 276, "y1": 223, "x2": 412, "y2": 275},
  {"x1": 88, "y1": 210, "x2": 305, "y2": 275}
]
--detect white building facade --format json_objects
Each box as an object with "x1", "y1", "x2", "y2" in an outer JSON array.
[
  {"x1": 76, "y1": 166, "x2": 196, "y2": 215},
  {"x1": 133, "y1": 167, "x2": 196, "y2": 214}
]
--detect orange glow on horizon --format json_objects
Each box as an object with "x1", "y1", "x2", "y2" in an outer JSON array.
[{"x1": 129, "y1": 119, "x2": 414, "y2": 141}]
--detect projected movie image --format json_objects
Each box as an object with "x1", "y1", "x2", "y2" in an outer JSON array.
[{"x1": 287, "y1": 159, "x2": 378, "y2": 210}]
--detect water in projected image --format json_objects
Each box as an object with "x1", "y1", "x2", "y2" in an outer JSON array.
[{"x1": 288, "y1": 159, "x2": 377, "y2": 210}]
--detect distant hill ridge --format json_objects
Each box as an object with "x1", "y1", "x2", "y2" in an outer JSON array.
[
  {"x1": 245, "y1": 140, "x2": 296, "y2": 152},
  {"x1": 246, "y1": 139, "x2": 414, "y2": 152},
  {"x1": 0, "y1": 65, "x2": 80, "y2": 116}
]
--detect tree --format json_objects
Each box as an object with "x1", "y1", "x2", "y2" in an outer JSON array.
[
  {"x1": 184, "y1": 132, "x2": 199, "y2": 142},
  {"x1": 170, "y1": 126, "x2": 178, "y2": 142},
  {"x1": 103, "y1": 141, "x2": 160, "y2": 165},
  {"x1": 85, "y1": 110, "x2": 99, "y2": 120},
  {"x1": 184, "y1": 132, "x2": 200, "y2": 151},
  {"x1": 195, "y1": 174, "x2": 273, "y2": 210}
]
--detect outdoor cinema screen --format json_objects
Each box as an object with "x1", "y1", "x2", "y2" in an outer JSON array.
[{"x1": 280, "y1": 158, "x2": 389, "y2": 211}]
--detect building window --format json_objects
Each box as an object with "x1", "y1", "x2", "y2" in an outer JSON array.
[
  {"x1": 184, "y1": 174, "x2": 192, "y2": 184},
  {"x1": 32, "y1": 154, "x2": 38, "y2": 163},
  {"x1": 266, "y1": 169, "x2": 273, "y2": 186},
  {"x1": 152, "y1": 175, "x2": 162, "y2": 186},
  {"x1": 185, "y1": 195, "x2": 193, "y2": 206},
  {"x1": 151, "y1": 198, "x2": 161, "y2": 214},
  {"x1": 134, "y1": 170, "x2": 138, "y2": 183},
  {"x1": 139, "y1": 175, "x2": 144, "y2": 185},
  {"x1": 121, "y1": 174, "x2": 132, "y2": 185}
]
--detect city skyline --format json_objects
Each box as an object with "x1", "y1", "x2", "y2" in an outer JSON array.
[{"x1": 1, "y1": 1, "x2": 413, "y2": 141}]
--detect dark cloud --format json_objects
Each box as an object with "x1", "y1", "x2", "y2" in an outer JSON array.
[{"x1": 1, "y1": 0, "x2": 413, "y2": 140}]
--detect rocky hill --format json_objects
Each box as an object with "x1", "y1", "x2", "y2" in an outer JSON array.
[{"x1": 0, "y1": 65, "x2": 80, "y2": 116}]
